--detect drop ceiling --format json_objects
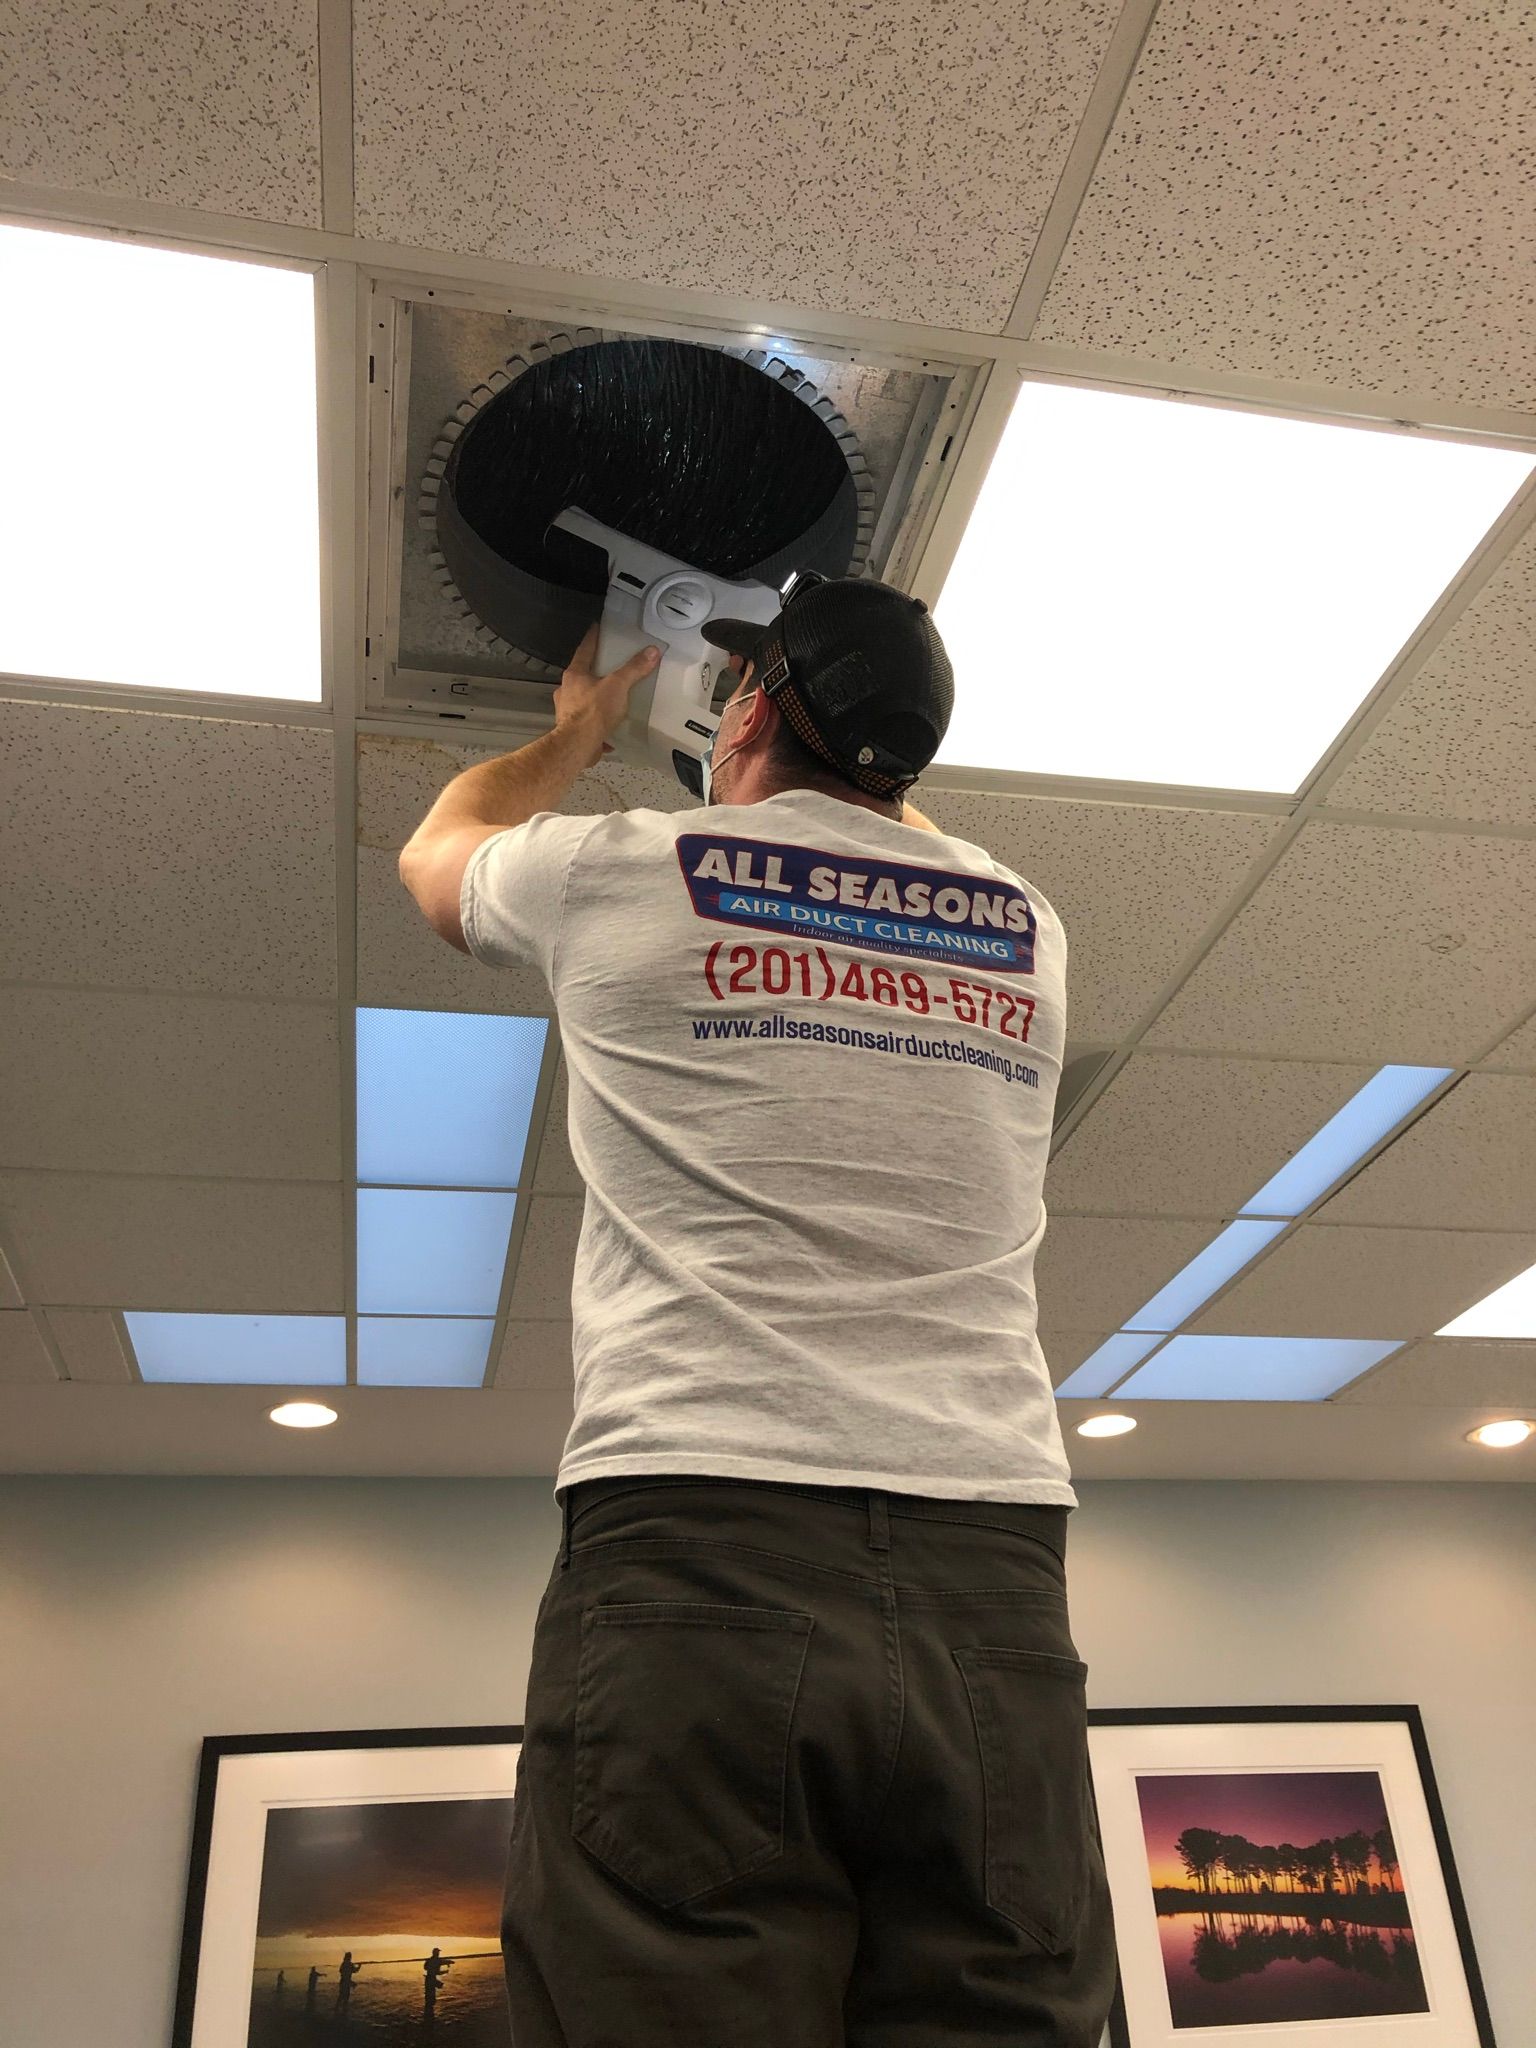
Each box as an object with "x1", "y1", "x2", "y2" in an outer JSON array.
[{"x1": 2, "y1": 0, "x2": 1534, "y2": 1483}]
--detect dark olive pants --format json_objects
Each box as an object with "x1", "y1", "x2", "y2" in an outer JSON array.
[{"x1": 502, "y1": 1474, "x2": 1117, "y2": 2046}]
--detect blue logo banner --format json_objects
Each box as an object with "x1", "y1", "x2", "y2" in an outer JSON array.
[{"x1": 675, "y1": 833, "x2": 1038, "y2": 974}]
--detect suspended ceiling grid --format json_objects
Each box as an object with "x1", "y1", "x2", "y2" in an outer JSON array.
[{"x1": 1, "y1": 0, "x2": 1535, "y2": 1480}]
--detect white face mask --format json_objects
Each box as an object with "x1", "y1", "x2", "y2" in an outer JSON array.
[{"x1": 699, "y1": 685, "x2": 759, "y2": 804}]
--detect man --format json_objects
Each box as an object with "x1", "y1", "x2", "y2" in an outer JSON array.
[{"x1": 399, "y1": 574, "x2": 1117, "y2": 2046}]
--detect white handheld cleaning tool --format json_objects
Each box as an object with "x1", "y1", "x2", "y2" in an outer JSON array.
[{"x1": 549, "y1": 506, "x2": 782, "y2": 795}]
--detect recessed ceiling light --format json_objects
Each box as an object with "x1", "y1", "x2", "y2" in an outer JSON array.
[
  {"x1": 1438, "y1": 1258, "x2": 1536, "y2": 1338},
  {"x1": 1076, "y1": 1413, "x2": 1137, "y2": 1438},
  {"x1": 0, "y1": 222, "x2": 321, "y2": 701},
  {"x1": 269, "y1": 1401, "x2": 339, "y2": 1429},
  {"x1": 1466, "y1": 1419, "x2": 1534, "y2": 1449},
  {"x1": 933, "y1": 379, "x2": 1533, "y2": 791}
]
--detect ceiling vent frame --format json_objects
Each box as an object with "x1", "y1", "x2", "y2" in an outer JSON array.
[{"x1": 361, "y1": 271, "x2": 994, "y2": 734}]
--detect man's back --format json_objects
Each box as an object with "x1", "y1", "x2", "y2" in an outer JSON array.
[{"x1": 463, "y1": 785, "x2": 1076, "y2": 1509}]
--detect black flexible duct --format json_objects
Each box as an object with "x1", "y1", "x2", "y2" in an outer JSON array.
[{"x1": 436, "y1": 338, "x2": 860, "y2": 670}]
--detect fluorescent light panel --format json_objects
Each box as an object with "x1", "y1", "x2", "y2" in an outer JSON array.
[
  {"x1": 0, "y1": 223, "x2": 321, "y2": 700},
  {"x1": 357, "y1": 1317, "x2": 495, "y2": 1387},
  {"x1": 934, "y1": 380, "x2": 1533, "y2": 791},
  {"x1": 356, "y1": 1188, "x2": 518, "y2": 1316},
  {"x1": 126, "y1": 1312, "x2": 344, "y2": 1384},
  {"x1": 1438, "y1": 1258, "x2": 1536, "y2": 1338},
  {"x1": 1113, "y1": 1335, "x2": 1404, "y2": 1401},
  {"x1": 1053, "y1": 1331, "x2": 1162, "y2": 1400},
  {"x1": 1123, "y1": 1219, "x2": 1287, "y2": 1333},
  {"x1": 356, "y1": 1008, "x2": 548, "y2": 1189},
  {"x1": 1241, "y1": 1065, "x2": 1454, "y2": 1217}
]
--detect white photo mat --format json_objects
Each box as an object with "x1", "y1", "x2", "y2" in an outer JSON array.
[
  {"x1": 1088, "y1": 1716, "x2": 1481, "y2": 2048},
  {"x1": 188, "y1": 1740, "x2": 522, "y2": 2048}
]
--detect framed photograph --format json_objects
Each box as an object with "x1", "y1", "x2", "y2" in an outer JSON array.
[
  {"x1": 172, "y1": 1726, "x2": 523, "y2": 2048},
  {"x1": 1088, "y1": 1704, "x2": 1495, "y2": 2048}
]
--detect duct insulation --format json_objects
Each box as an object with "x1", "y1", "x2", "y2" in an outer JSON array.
[{"x1": 433, "y1": 338, "x2": 863, "y2": 673}]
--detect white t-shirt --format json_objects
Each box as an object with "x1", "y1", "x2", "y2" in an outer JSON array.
[{"x1": 462, "y1": 786, "x2": 1077, "y2": 1508}]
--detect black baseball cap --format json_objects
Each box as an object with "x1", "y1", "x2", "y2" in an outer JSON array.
[{"x1": 702, "y1": 572, "x2": 954, "y2": 799}]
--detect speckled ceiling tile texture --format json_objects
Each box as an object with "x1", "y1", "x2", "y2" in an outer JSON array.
[
  {"x1": 352, "y1": 0, "x2": 1119, "y2": 332},
  {"x1": 913, "y1": 786, "x2": 1281, "y2": 1042},
  {"x1": 1481, "y1": 1008, "x2": 1536, "y2": 1071},
  {"x1": 1321, "y1": 525, "x2": 1536, "y2": 825},
  {"x1": 1334, "y1": 1337, "x2": 1536, "y2": 1406},
  {"x1": 0, "y1": 0, "x2": 322, "y2": 225},
  {"x1": 1143, "y1": 820, "x2": 1536, "y2": 1064},
  {"x1": 0, "y1": 699, "x2": 335, "y2": 1002},
  {"x1": 1046, "y1": 1051, "x2": 1371, "y2": 1219},
  {"x1": 1034, "y1": 0, "x2": 1536, "y2": 410}
]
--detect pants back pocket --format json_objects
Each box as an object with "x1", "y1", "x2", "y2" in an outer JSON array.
[
  {"x1": 573, "y1": 1600, "x2": 815, "y2": 1910},
  {"x1": 954, "y1": 1644, "x2": 1092, "y2": 1954}
]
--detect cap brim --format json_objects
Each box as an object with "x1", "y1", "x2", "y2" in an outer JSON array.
[{"x1": 700, "y1": 616, "x2": 767, "y2": 656}]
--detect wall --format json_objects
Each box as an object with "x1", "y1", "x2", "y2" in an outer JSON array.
[{"x1": 1, "y1": 1477, "x2": 1531, "y2": 2045}]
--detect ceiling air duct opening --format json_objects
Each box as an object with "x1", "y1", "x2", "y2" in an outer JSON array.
[
  {"x1": 364, "y1": 285, "x2": 985, "y2": 727},
  {"x1": 425, "y1": 337, "x2": 871, "y2": 677}
]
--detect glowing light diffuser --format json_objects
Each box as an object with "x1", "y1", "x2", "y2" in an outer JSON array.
[
  {"x1": 0, "y1": 223, "x2": 321, "y2": 700},
  {"x1": 1114, "y1": 1334, "x2": 1404, "y2": 1401},
  {"x1": 1438, "y1": 1258, "x2": 1536, "y2": 1338},
  {"x1": 127, "y1": 1312, "x2": 344, "y2": 1383},
  {"x1": 1242, "y1": 1065, "x2": 1453, "y2": 1216},
  {"x1": 356, "y1": 1008, "x2": 548, "y2": 1188},
  {"x1": 358, "y1": 1317, "x2": 495, "y2": 1387},
  {"x1": 935, "y1": 380, "x2": 1533, "y2": 790}
]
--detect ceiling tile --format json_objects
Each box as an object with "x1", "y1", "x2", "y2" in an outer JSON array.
[
  {"x1": 1480, "y1": 1008, "x2": 1536, "y2": 1073},
  {"x1": 1187, "y1": 1224, "x2": 1536, "y2": 1341},
  {"x1": 1320, "y1": 1075, "x2": 1536, "y2": 1233},
  {"x1": 1333, "y1": 1337, "x2": 1536, "y2": 1408},
  {"x1": 1321, "y1": 529, "x2": 1536, "y2": 826},
  {"x1": 0, "y1": 1171, "x2": 344, "y2": 1312},
  {"x1": 357, "y1": 735, "x2": 682, "y2": 854},
  {"x1": 0, "y1": 1311, "x2": 57, "y2": 1384},
  {"x1": 1033, "y1": 1215, "x2": 1216, "y2": 1330},
  {"x1": 916, "y1": 791, "x2": 1281, "y2": 1041},
  {"x1": 1, "y1": 1, "x2": 322, "y2": 224},
  {"x1": 357, "y1": 845, "x2": 553, "y2": 1015},
  {"x1": 506, "y1": 1196, "x2": 584, "y2": 1320},
  {"x1": 532, "y1": 1054, "x2": 582, "y2": 1195},
  {"x1": 1047, "y1": 1053, "x2": 1372, "y2": 1218},
  {"x1": 492, "y1": 1319, "x2": 576, "y2": 1391},
  {"x1": 0, "y1": 988, "x2": 339, "y2": 1180},
  {"x1": 0, "y1": 1238, "x2": 21, "y2": 1308},
  {"x1": 352, "y1": 0, "x2": 1118, "y2": 331},
  {"x1": 1144, "y1": 822, "x2": 1536, "y2": 1062},
  {"x1": 1034, "y1": 0, "x2": 1536, "y2": 409},
  {"x1": 356, "y1": 741, "x2": 686, "y2": 1012},
  {"x1": 0, "y1": 701, "x2": 334, "y2": 1000},
  {"x1": 42, "y1": 1307, "x2": 134, "y2": 1383}
]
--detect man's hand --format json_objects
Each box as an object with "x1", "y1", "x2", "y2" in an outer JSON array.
[{"x1": 553, "y1": 625, "x2": 661, "y2": 765}]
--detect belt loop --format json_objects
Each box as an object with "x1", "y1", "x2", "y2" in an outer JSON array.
[
  {"x1": 560, "y1": 1489, "x2": 572, "y2": 1571},
  {"x1": 867, "y1": 1491, "x2": 890, "y2": 1552}
]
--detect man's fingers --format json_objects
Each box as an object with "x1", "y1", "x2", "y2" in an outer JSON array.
[
  {"x1": 609, "y1": 644, "x2": 662, "y2": 688},
  {"x1": 565, "y1": 622, "x2": 600, "y2": 675}
]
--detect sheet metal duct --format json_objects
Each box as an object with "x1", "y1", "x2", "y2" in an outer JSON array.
[{"x1": 365, "y1": 290, "x2": 983, "y2": 724}]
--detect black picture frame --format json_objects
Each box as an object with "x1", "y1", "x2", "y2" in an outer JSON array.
[
  {"x1": 1086, "y1": 1703, "x2": 1495, "y2": 2048},
  {"x1": 172, "y1": 1724, "x2": 523, "y2": 2048}
]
